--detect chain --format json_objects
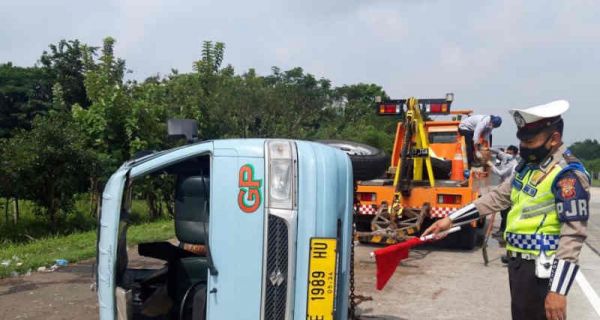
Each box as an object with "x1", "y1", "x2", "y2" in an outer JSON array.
[
  {"x1": 349, "y1": 215, "x2": 357, "y2": 318},
  {"x1": 348, "y1": 182, "x2": 376, "y2": 319},
  {"x1": 349, "y1": 183, "x2": 358, "y2": 319}
]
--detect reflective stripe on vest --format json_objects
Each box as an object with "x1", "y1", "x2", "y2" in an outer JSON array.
[
  {"x1": 505, "y1": 232, "x2": 559, "y2": 251},
  {"x1": 505, "y1": 164, "x2": 562, "y2": 255}
]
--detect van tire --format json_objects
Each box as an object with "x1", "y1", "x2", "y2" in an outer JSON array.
[{"x1": 317, "y1": 140, "x2": 388, "y2": 181}]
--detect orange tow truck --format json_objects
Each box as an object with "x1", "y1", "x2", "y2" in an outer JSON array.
[{"x1": 354, "y1": 94, "x2": 488, "y2": 249}]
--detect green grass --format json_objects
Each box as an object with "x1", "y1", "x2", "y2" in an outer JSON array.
[
  {"x1": 1, "y1": 195, "x2": 164, "y2": 244},
  {"x1": 592, "y1": 179, "x2": 600, "y2": 187},
  {"x1": 0, "y1": 219, "x2": 174, "y2": 278}
]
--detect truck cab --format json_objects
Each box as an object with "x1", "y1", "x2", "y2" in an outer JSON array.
[{"x1": 96, "y1": 138, "x2": 354, "y2": 319}]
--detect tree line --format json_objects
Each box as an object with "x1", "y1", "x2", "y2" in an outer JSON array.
[
  {"x1": 0, "y1": 37, "x2": 397, "y2": 230},
  {"x1": 569, "y1": 139, "x2": 600, "y2": 175},
  {"x1": 2, "y1": 37, "x2": 597, "y2": 234}
]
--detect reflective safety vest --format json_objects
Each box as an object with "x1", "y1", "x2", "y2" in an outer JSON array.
[{"x1": 505, "y1": 164, "x2": 562, "y2": 256}]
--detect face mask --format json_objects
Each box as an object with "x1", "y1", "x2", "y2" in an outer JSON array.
[{"x1": 520, "y1": 135, "x2": 553, "y2": 164}]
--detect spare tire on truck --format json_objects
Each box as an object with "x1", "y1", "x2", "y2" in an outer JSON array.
[{"x1": 317, "y1": 140, "x2": 388, "y2": 181}]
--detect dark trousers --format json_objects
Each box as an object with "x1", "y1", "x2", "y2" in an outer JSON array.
[
  {"x1": 459, "y1": 129, "x2": 474, "y2": 167},
  {"x1": 508, "y1": 256, "x2": 549, "y2": 320}
]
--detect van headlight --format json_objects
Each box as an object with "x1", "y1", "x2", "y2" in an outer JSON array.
[{"x1": 267, "y1": 140, "x2": 296, "y2": 209}]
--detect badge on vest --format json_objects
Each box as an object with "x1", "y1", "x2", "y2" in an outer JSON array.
[
  {"x1": 523, "y1": 184, "x2": 537, "y2": 197},
  {"x1": 512, "y1": 179, "x2": 523, "y2": 191},
  {"x1": 554, "y1": 172, "x2": 590, "y2": 222},
  {"x1": 557, "y1": 177, "x2": 576, "y2": 199}
]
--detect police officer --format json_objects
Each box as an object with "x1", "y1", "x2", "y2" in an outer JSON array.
[{"x1": 423, "y1": 100, "x2": 590, "y2": 320}]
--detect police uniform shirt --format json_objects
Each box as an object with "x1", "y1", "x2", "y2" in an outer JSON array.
[{"x1": 472, "y1": 144, "x2": 589, "y2": 295}]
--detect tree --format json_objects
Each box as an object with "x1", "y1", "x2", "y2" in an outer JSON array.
[
  {"x1": 40, "y1": 39, "x2": 92, "y2": 109},
  {"x1": 1, "y1": 35, "x2": 407, "y2": 230},
  {"x1": 192, "y1": 41, "x2": 229, "y2": 139},
  {"x1": 0, "y1": 134, "x2": 33, "y2": 224},
  {"x1": 127, "y1": 78, "x2": 176, "y2": 219},
  {"x1": 72, "y1": 37, "x2": 131, "y2": 216},
  {"x1": 0, "y1": 63, "x2": 52, "y2": 138},
  {"x1": 260, "y1": 67, "x2": 332, "y2": 139},
  {"x1": 569, "y1": 139, "x2": 600, "y2": 161},
  {"x1": 1, "y1": 84, "x2": 95, "y2": 228},
  {"x1": 314, "y1": 83, "x2": 395, "y2": 151}
]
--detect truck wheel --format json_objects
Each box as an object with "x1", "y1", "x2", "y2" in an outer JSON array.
[{"x1": 317, "y1": 140, "x2": 388, "y2": 181}]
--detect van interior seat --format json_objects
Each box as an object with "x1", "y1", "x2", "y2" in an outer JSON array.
[
  {"x1": 137, "y1": 174, "x2": 211, "y2": 264},
  {"x1": 175, "y1": 175, "x2": 210, "y2": 245},
  {"x1": 169, "y1": 174, "x2": 211, "y2": 315},
  {"x1": 135, "y1": 174, "x2": 210, "y2": 318}
]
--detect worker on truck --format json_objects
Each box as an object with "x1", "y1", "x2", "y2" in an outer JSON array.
[
  {"x1": 458, "y1": 114, "x2": 503, "y2": 166},
  {"x1": 424, "y1": 100, "x2": 590, "y2": 320}
]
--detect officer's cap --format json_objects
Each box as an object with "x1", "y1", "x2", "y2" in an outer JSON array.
[{"x1": 509, "y1": 100, "x2": 569, "y2": 140}]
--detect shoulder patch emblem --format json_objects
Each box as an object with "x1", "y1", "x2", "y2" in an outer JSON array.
[{"x1": 557, "y1": 177, "x2": 576, "y2": 199}]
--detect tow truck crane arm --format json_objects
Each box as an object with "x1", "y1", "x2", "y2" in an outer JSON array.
[{"x1": 379, "y1": 95, "x2": 453, "y2": 208}]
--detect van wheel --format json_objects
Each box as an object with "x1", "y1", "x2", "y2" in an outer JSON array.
[{"x1": 317, "y1": 140, "x2": 388, "y2": 181}]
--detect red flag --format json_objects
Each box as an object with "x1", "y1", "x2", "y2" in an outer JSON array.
[{"x1": 373, "y1": 237, "x2": 425, "y2": 290}]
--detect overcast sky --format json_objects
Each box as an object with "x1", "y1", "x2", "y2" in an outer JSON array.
[{"x1": 1, "y1": 0, "x2": 599, "y2": 145}]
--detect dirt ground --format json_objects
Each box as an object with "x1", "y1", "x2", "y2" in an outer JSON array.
[
  {"x1": 0, "y1": 260, "x2": 98, "y2": 320},
  {"x1": 0, "y1": 250, "x2": 162, "y2": 320}
]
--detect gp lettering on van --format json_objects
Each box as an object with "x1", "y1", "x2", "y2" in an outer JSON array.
[{"x1": 238, "y1": 164, "x2": 263, "y2": 213}]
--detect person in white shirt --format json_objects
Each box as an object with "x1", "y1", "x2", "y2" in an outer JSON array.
[
  {"x1": 490, "y1": 145, "x2": 519, "y2": 181},
  {"x1": 458, "y1": 114, "x2": 502, "y2": 166},
  {"x1": 489, "y1": 145, "x2": 519, "y2": 260}
]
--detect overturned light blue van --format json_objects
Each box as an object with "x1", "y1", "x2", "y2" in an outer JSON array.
[{"x1": 97, "y1": 139, "x2": 354, "y2": 320}]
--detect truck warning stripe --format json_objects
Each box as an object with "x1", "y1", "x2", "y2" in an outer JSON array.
[{"x1": 354, "y1": 204, "x2": 458, "y2": 218}]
